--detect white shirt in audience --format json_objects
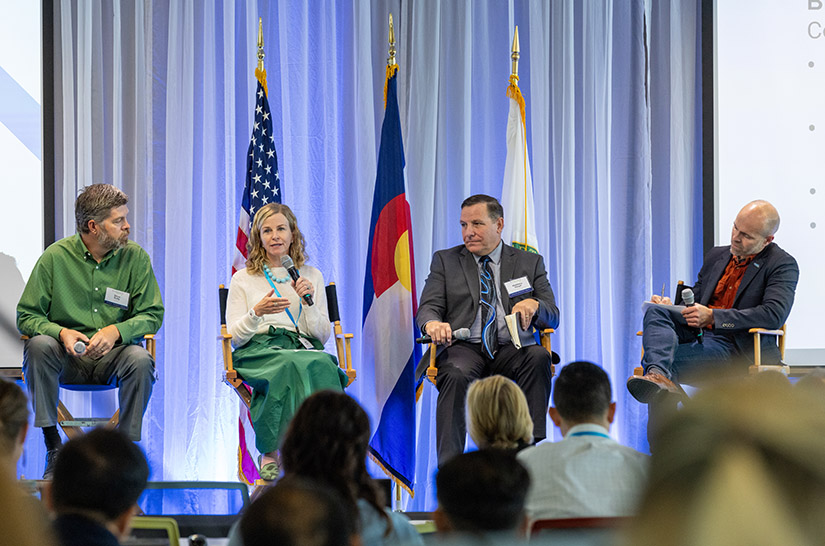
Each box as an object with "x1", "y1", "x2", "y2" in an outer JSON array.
[{"x1": 517, "y1": 423, "x2": 648, "y2": 521}]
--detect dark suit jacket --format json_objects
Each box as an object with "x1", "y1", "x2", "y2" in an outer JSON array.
[
  {"x1": 416, "y1": 242, "x2": 559, "y2": 335},
  {"x1": 54, "y1": 514, "x2": 121, "y2": 546},
  {"x1": 693, "y1": 242, "x2": 798, "y2": 363}
]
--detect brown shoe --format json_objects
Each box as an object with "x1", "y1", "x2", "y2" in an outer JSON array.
[{"x1": 627, "y1": 372, "x2": 687, "y2": 404}]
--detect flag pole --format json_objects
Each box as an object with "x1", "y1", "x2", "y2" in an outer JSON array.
[
  {"x1": 511, "y1": 25, "x2": 519, "y2": 77},
  {"x1": 388, "y1": 13, "x2": 396, "y2": 66},
  {"x1": 388, "y1": 11, "x2": 404, "y2": 510},
  {"x1": 509, "y1": 26, "x2": 529, "y2": 246},
  {"x1": 384, "y1": 14, "x2": 397, "y2": 110},
  {"x1": 257, "y1": 17, "x2": 264, "y2": 71}
]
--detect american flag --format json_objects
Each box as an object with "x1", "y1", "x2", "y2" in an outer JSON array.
[
  {"x1": 233, "y1": 68, "x2": 281, "y2": 484},
  {"x1": 233, "y1": 71, "x2": 282, "y2": 274}
]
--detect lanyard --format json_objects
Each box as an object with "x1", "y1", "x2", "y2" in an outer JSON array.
[
  {"x1": 262, "y1": 267, "x2": 302, "y2": 330},
  {"x1": 569, "y1": 431, "x2": 611, "y2": 439}
]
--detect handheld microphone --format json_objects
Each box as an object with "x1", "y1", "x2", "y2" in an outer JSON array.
[
  {"x1": 416, "y1": 328, "x2": 471, "y2": 344},
  {"x1": 73, "y1": 341, "x2": 87, "y2": 355},
  {"x1": 281, "y1": 255, "x2": 314, "y2": 306},
  {"x1": 681, "y1": 288, "x2": 703, "y2": 344}
]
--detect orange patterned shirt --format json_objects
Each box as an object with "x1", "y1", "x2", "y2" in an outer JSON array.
[{"x1": 708, "y1": 254, "x2": 755, "y2": 310}]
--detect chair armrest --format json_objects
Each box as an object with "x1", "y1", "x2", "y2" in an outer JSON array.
[
  {"x1": 750, "y1": 325, "x2": 788, "y2": 369},
  {"x1": 748, "y1": 328, "x2": 784, "y2": 337},
  {"x1": 427, "y1": 342, "x2": 438, "y2": 386}
]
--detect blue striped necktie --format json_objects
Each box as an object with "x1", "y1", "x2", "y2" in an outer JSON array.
[{"x1": 479, "y1": 255, "x2": 498, "y2": 359}]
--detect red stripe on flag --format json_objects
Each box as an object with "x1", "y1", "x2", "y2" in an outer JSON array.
[{"x1": 371, "y1": 194, "x2": 413, "y2": 298}]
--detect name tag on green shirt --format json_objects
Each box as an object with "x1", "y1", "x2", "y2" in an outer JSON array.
[{"x1": 105, "y1": 287, "x2": 130, "y2": 310}]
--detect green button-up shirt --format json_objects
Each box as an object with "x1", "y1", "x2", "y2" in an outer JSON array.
[{"x1": 17, "y1": 234, "x2": 164, "y2": 344}]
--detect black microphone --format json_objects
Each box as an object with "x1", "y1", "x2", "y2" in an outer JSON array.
[
  {"x1": 681, "y1": 288, "x2": 703, "y2": 344},
  {"x1": 281, "y1": 255, "x2": 313, "y2": 306},
  {"x1": 416, "y1": 328, "x2": 471, "y2": 344}
]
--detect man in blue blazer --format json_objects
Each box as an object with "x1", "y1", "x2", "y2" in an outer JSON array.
[
  {"x1": 417, "y1": 195, "x2": 560, "y2": 465},
  {"x1": 628, "y1": 200, "x2": 799, "y2": 403}
]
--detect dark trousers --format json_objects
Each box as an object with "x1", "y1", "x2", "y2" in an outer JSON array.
[
  {"x1": 434, "y1": 340, "x2": 552, "y2": 466},
  {"x1": 23, "y1": 335, "x2": 156, "y2": 441},
  {"x1": 642, "y1": 305, "x2": 740, "y2": 384}
]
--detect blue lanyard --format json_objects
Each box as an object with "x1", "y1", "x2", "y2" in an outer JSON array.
[
  {"x1": 262, "y1": 268, "x2": 302, "y2": 330},
  {"x1": 569, "y1": 431, "x2": 611, "y2": 439}
]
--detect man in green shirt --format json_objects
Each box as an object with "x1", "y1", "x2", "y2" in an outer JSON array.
[{"x1": 17, "y1": 184, "x2": 164, "y2": 478}]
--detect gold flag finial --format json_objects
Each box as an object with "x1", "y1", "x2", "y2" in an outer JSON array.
[
  {"x1": 511, "y1": 26, "x2": 520, "y2": 77},
  {"x1": 257, "y1": 18, "x2": 265, "y2": 71},
  {"x1": 388, "y1": 13, "x2": 397, "y2": 66}
]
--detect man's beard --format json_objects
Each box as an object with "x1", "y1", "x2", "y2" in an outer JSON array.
[{"x1": 97, "y1": 229, "x2": 128, "y2": 251}]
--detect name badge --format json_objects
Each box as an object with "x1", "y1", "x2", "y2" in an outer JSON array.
[
  {"x1": 504, "y1": 277, "x2": 532, "y2": 298},
  {"x1": 298, "y1": 337, "x2": 316, "y2": 350},
  {"x1": 104, "y1": 287, "x2": 130, "y2": 310}
]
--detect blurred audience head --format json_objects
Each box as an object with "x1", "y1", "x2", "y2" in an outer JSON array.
[
  {"x1": 624, "y1": 376, "x2": 825, "y2": 546},
  {"x1": 466, "y1": 375, "x2": 533, "y2": 450},
  {"x1": 549, "y1": 361, "x2": 614, "y2": 434},
  {"x1": 435, "y1": 449, "x2": 530, "y2": 535},
  {"x1": 0, "y1": 378, "x2": 29, "y2": 470},
  {"x1": 280, "y1": 390, "x2": 387, "y2": 531},
  {"x1": 51, "y1": 428, "x2": 149, "y2": 537},
  {"x1": 0, "y1": 467, "x2": 56, "y2": 546},
  {"x1": 240, "y1": 476, "x2": 357, "y2": 546}
]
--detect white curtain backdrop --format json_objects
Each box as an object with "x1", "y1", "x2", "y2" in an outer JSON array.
[{"x1": 19, "y1": 0, "x2": 702, "y2": 511}]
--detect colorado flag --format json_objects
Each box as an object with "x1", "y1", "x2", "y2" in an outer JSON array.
[{"x1": 362, "y1": 64, "x2": 419, "y2": 494}]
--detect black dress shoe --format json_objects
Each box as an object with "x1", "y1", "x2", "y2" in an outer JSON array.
[
  {"x1": 627, "y1": 372, "x2": 687, "y2": 404},
  {"x1": 43, "y1": 448, "x2": 59, "y2": 480}
]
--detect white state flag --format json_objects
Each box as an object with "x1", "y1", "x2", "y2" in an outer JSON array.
[{"x1": 500, "y1": 87, "x2": 538, "y2": 254}]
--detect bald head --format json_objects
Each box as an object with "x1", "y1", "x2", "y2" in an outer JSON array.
[
  {"x1": 730, "y1": 200, "x2": 780, "y2": 258},
  {"x1": 741, "y1": 200, "x2": 780, "y2": 237}
]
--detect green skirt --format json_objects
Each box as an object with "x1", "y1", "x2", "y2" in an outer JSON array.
[{"x1": 233, "y1": 326, "x2": 348, "y2": 453}]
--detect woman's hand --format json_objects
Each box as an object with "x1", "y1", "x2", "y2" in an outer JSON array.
[
  {"x1": 253, "y1": 289, "x2": 291, "y2": 316},
  {"x1": 292, "y1": 277, "x2": 314, "y2": 303}
]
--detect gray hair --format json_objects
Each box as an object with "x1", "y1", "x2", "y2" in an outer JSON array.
[{"x1": 75, "y1": 184, "x2": 128, "y2": 233}]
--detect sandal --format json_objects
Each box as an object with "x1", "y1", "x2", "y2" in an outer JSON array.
[{"x1": 258, "y1": 455, "x2": 280, "y2": 481}]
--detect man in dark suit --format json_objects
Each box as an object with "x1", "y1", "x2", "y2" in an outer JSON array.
[
  {"x1": 628, "y1": 200, "x2": 799, "y2": 403},
  {"x1": 417, "y1": 195, "x2": 560, "y2": 465}
]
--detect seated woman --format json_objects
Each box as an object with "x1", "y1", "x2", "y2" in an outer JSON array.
[
  {"x1": 227, "y1": 203, "x2": 348, "y2": 480},
  {"x1": 466, "y1": 375, "x2": 534, "y2": 452}
]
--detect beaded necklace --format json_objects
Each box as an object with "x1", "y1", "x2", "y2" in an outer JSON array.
[{"x1": 263, "y1": 264, "x2": 290, "y2": 283}]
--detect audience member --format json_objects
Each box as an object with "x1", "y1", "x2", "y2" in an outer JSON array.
[
  {"x1": 466, "y1": 375, "x2": 533, "y2": 451},
  {"x1": 239, "y1": 476, "x2": 357, "y2": 546},
  {"x1": 227, "y1": 390, "x2": 422, "y2": 546},
  {"x1": 518, "y1": 361, "x2": 648, "y2": 521},
  {"x1": 0, "y1": 465, "x2": 56, "y2": 546},
  {"x1": 623, "y1": 376, "x2": 825, "y2": 546},
  {"x1": 0, "y1": 378, "x2": 29, "y2": 476},
  {"x1": 435, "y1": 449, "x2": 529, "y2": 540},
  {"x1": 50, "y1": 428, "x2": 149, "y2": 546}
]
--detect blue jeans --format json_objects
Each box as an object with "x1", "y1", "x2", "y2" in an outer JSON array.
[{"x1": 642, "y1": 305, "x2": 740, "y2": 384}]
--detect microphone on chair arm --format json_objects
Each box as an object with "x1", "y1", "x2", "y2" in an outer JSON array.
[
  {"x1": 281, "y1": 255, "x2": 314, "y2": 306},
  {"x1": 681, "y1": 288, "x2": 703, "y2": 344}
]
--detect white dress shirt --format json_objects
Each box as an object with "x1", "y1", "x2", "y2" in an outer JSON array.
[{"x1": 517, "y1": 423, "x2": 649, "y2": 521}]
